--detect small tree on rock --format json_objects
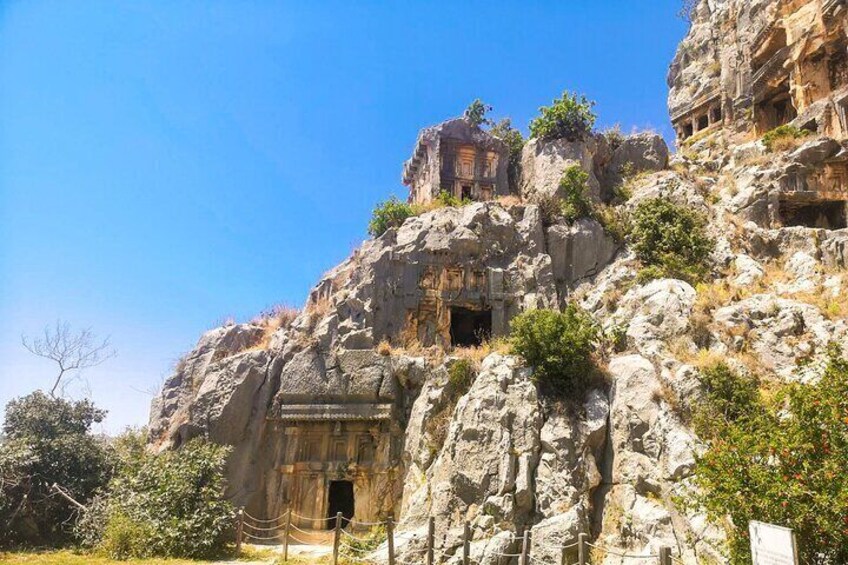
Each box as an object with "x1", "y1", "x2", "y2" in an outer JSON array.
[
  {"x1": 529, "y1": 91, "x2": 596, "y2": 142},
  {"x1": 464, "y1": 99, "x2": 493, "y2": 128}
]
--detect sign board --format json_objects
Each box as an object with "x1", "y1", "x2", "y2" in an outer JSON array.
[{"x1": 749, "y1": 521, "x2": 799, "y2": 565}]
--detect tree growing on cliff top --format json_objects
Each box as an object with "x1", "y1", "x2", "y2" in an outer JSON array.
[
  {"x1": 463, "y1": 99, "x2": 493, "y2": 128},
  {"x1": 529, "y1": 91, "x2": 596, "y2": 142}
]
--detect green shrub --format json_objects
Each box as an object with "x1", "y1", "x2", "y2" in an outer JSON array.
[
  {"x1": 761, "y1": 125, "x2": 810, "y2": 152},
  {"x1": 693, "y1": 349, "x2": 848, "y2": 564},
  {"x1": 464, "y1": 99, "x2": 492, "y2": 128},
  {"x1": 91, "y1": 433, "x2": 233, "y2": 560},
  {"x1": 529, "y1": 91, "x2": 596, "y2": 142},
  {"x1": 490, "y1": 118, "x2": 525, "y2": 193},
  {"x1": 631, "y1": 197, "x2": 714, "y2": 283},
  {"x1": 509, "y1": 305, "x2": 600, "y2": 397},
  {"x1": 0, "y1": 392, "x2": 111, "y2": 547},
  {"x1": 435, "y1": 190, "x2": 468, "y2": 208},
  {"x1": 558, "y1": 166, "x2": 594, "y2": 223},
  {"x1": 368, "y1": 197, "x2": 414, "y2": 237},
  {"x1": 691, "y1": 362, "x2": 761, "y2": 439},
  {"x1": 448, "y1": 359, "x2": 476, "y2": 393}
]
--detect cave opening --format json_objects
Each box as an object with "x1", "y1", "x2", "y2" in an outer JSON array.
[
  {"x1": 449, "y1": 307, "x2": 492, "y2": 347},
  {"x1": 327, "y1": 480, "x2": 355, "y2": 529},
  {"x1": 779, "y1": 199, "x2": 848, "y2": 229}
]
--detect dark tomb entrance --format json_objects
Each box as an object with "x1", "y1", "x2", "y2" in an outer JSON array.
[
  {"x1": 327, "y1": 480, "x2": 355, "y2": 528},
  {"x1": 779, "y1": 199, "x2": 847, "y2": 229},
  {"x1": 450, "y1": 307, "x2": 492, "y2": 347}
]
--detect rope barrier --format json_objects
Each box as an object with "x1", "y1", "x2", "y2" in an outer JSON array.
[
  {"x1": 241, "y1": 521, "x2": 283, "y2": 533},
  {"x1": 341, "y1": 529, "x2": 381, "y2": 543},
  {"x1": 242, "y1": 511, "x2": 287, "y2": 524},
  {"x1": 287, "y1": 532, "x2": 317, "y2": 546},
  {"x1": 289, "y1": 522, "x2": 321, "y2": 536},
  {"x1": 242, "y1": 530, "x2": 281, "y2": 542}
]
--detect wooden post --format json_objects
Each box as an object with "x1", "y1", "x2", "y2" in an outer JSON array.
[
  {"x1": 387, "y1": 515, "x2": 396, "y2": 565},
  {"x1": 560, "y1": 545, "x2": 567, "y2": 565},
  {"x1": 332, "y1": 512, "x2": 342, "y2": 565},
  {"x1": 235, "y1": 508, "x2": 244, "y2": 555},
  {"x1": 426, "y1": 516, "x2": 435, "y2": 565},
  {"x1": 462, "y1": 521, "x2": 471, "y2": 565},
  {"x1": 282, "y1": 509, "x2": 291, "y2": 562},
  {"x1": 519, "y1": 529, "x2": 530, "y2": 565},
  {"x1": 578, "y1": 532, "x2": 588, "y2": 565},
  {"x1": 659, "y1": 546, "x2": 672, "y2": 565}
]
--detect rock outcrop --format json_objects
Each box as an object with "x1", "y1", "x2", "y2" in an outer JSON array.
[{"x1": 149, "y1": 2, "x2": 848, "y2": 563}]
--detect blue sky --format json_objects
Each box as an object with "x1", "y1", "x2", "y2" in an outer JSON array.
[{"x1": 0, "y1": 1, "x2": 688, "y2": 433}]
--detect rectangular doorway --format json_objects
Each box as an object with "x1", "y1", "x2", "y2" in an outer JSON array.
[
  {"x1": 327, "y1": 480, "x2": 355, "y2": 529},
  {"x1": 449, "y1": 307, "x2": 492, "y2": 347}
]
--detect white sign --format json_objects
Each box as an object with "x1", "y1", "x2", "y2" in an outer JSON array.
[{"x1": 749, "y1": 521, "x2": 799, "y2": 565}]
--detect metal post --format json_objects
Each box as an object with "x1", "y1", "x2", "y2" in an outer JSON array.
[
  {"x1": 519, "y1": 529, "x2": 531, "y2": 565},
  {"x1": 578, "y1": 533, "x2": 588, "y2": 565},
  {"x1": 462, "y1": 521, "x2": 471, "y2": 565},
  {"x1": 283, "y1": 509, "x2": 291, "y2": 562},
  {"x1": 387, "y1": 515, "x2": 396, "y2": 565},
  {"x1": 659, "y1": 546, "x2": 672, "y2": 565},
  {"x1": 333, "y1": 512, "x2": 342, "y2": 565},
  {"x1": 235, "y1": 508, "x2": 244, "y2": 555},
  {"x1": 426, "y1": 516, "x2": 435, "y2": 565}
]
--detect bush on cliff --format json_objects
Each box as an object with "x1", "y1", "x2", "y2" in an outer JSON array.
[
  {"x1": 368, "y1": 197, "x2": 415, "y2": 237},
  {"x1": 761, "y1": 124, "x2": 811, "y2": 153},
  {"x1": 79, "y1": 431, "x2": 233, "y2": 560},
  {"x1": 631, "y1": 197, "x2": 714, "y2": 283},
  {"x1": 529, "y1": 91, "x2": 596, "y2": 142},
  {"x1": 693, "y1": 349, "x2": 848, "y2": 564},
  {"x1": 509, "y1": 305, "x2": 600, "y2": 397}
]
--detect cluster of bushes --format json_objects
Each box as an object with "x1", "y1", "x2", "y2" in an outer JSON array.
[
  {"x1": 0, "y1": 392, "x2": 111, "y2": 547},
  {"x1": 0, "y1": 392, "x2": 233, "y2": 560},
  {"x1": 80, "y1": 431, "x2": 233, "y2": 560},
  {"x1": 761, "y1": 124, "x2": 811, "y2": 152},
  {"x1": 631, "y1": 197, "x2": 714, "y2": 283},
  {"x1": 509, "y1": 305, "x2": 601, "y2": 397},
  {"x1": 368, "y1": 190, "x2": 472, "y2": 237},
  {"x1": 692, "y1": 351, "x2": 848, "y2": 563}
]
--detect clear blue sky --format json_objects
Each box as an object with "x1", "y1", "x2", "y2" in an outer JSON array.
[{"x1": 0, "y1": 1, "x2": 688, "y2": 433}]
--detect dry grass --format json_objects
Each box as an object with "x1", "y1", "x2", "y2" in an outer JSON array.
[
  {"x1": 451, "y1": 337, "x2": 512, "y2": 369},
  {"x1": 496, "y1": 194, "x2": 524, "y2": 208},
  {"x1": 305, "y1": 294, "x2": 331, "y2": 329},
  {"x1": 652, "y1": 377, "x2": 682, "y2": 416},
  {"x1": 244, "y1": 304, "x2": 301, "y2": 351}
]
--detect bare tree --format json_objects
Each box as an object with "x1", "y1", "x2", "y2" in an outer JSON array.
[{"x1": 21, "y1": 321, "x2": 116, "y2": 398}]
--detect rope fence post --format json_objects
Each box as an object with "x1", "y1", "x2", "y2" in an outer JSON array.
[
  {"x1": 560, "y1": 545, "x2": 567, "y2": 565},
  {"x1": 659, "y1": 546, "x2": 672, "y2": 565},
  {"x1": 283, "y1": 509, "x2": 291, "y2": 562},
  {"x1": 387, "y1": 514, "x2": 396, "y2": 565},
  {"x1": 333, "y1": 512, "x2": 342, "y2": 565},
  {"x1": 235, "y1": 507, "x2": 244, "y2": 555},
  {"x1": 426, "y1": 516, "x2": 435, "y2": 565},
  {"x1": 578, "y1": 532, "x2": 588, "y2": 565},
  {"x1": 519, "y1": 529, "x2": 530, "y2": 565},
  {"x1": 462, "y1": 520, "x2": 470, "y2": 565}
]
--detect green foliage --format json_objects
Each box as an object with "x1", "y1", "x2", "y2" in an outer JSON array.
[
  {"x1": 761, "y1": 125, "x2": 810, "y2": 152},
  {"x1": 368, "y1": 197, "x2": 414, "y2": 237},
  {"x1": 509, "y1": 305, "x2": 600, "y2": 397},
  {"x1": 558, "y1": 166, "x2": 594, "y2": 223},
  {"x1": 691, "y1": 363, "x2": 761, "y2": 440},
  {"x1": 631, "y1": 198, "x2": 714, "y2": 284},
  {"x1": 88, "y1": 431, "x2": 233, "y2": 560},
  {"x1": 0, "y1": 392, "x2": 111, "y2": 547},
  {"x1": 693, "y1": 351, "x2": 848, "y2": 564},
  {"x1": 339, "y1": 525, "x2": 386, "y2": 560},
  {"x1": 529, "y1": 91, "x2": 596, "y2": 142},
  {"x1": 594, "y1": 204, "x2": 631, "y2": 243},
  {"x1": 448, "y1": 359, "x2": 476, "y2": 394},
  {"x1": 490, "y1": 118, "x2": 525, "y2": 192},
  {"x1": 463, "y1": 99, "x2": 493, "y2": 128},
  {"x1": 435, "y1": 190, "x2": 468, "y2": 208}
]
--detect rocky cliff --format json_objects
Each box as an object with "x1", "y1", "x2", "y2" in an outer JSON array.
[{"x1": 150, "y1": 2, "x2": 848, "y2": 563}]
